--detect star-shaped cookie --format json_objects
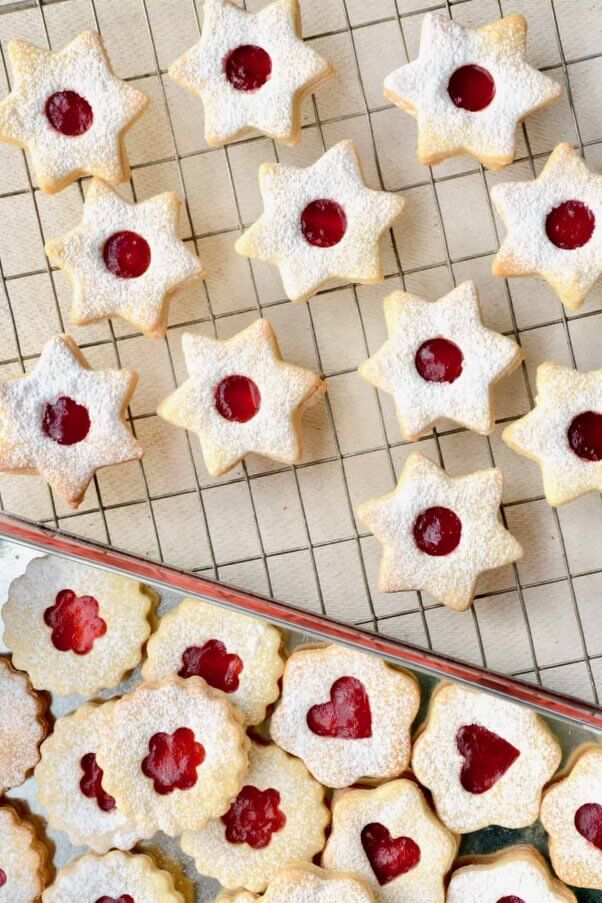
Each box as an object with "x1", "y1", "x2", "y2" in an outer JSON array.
[
  {"x1": 0, "y1": 31, "x2": 149, "y2": 195},
  {"x1": 384, "y1": 13, "x2": 561, "y2": 170},
  {"x1": 169, "y1": 0, "x2": 332, "y2": 147},
  {"x1": 357, "y1": 453, "x2": 522, "y2": 611},
  {"x1": 492, "y1": 143, "x2": 602, "y2": 309},
  {"x1": 45, "y1": 179, "x2": 205, "y2": 339},
  {"x1": 235, "y1": 140, "x2": 406, "y2": 302},
  {"x1": 358, "y1": 281, "x2": 522, "y2": 441},
  {"x1": 0, "y1": 334, "x2": 142, "y2": 508},
  {"x1": 157, "y1": 318, "x2": 325, "y2": 476},
  {"x1": 503, "y1": 361, "x2": 602, "y2": 506}
]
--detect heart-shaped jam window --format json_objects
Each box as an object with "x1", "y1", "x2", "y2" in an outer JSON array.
[
  {"x1": 222, "y1": 785, "x2": 286, "y2": 849},
  {"x1": 44, "y1": 589, "x2": 107, "y2": 655},
  {"x1": 361, "y1": 822, "x2": 420, "y2": 885},
  {"x1": 306, "y1": 676, "x2": 372, "y2": 739},
  {"x1": 80, "y1": 752, "x2": 116, "y2": 812},
  {"x1": 575, "y1": 802, "x2": 602, "y2": 850},
  {"x1": 456, "y1": 723, "x2": 520, "y2": 794},
  {"x1": 95, "y1": 896, "x2": 135, "y2": 903},
  {"x1": 497, "y1": 897, "x2": 526, "y2": 903},
  {"x1": 178, "y1": 639, "x2": 243, "y2": 693},
  {"x1": 141, "y1": 727, "x2": 205, "y2": 795}
]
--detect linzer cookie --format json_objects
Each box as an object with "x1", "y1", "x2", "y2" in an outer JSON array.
[
  {"x1": 0, "y1": 805, "x2": 49, "y2": 903},
  {"x1": 411, "y1": 683, "x2": 561, "y2": 834},
  {"x1": 447, "y1": 846, "x2": 577, "y2": 903},
  {"x1": 270, "y1": 644, "x2": 420, "y2": 789},
  {"x1": 216, "y1": 864, "x2": 376, "y2": 902},
  {"x1": 169, "y1": 0, "x2": 332, "y2": 147},
  {"x1": 0, "y1": 656, "x2": 47, "y2": 794},
  {"x1": 235, "y1": 141, "x2": 406, "y2": 302},
  {"x1": 181, "y1": 740, "x2": 329, "y2": 892},
  {"x1": 0, "y1": 31, "x2": 148, "y2": 194},
  {"x1": 384, "y1": 13, "x2": 561, "y2": 170}
]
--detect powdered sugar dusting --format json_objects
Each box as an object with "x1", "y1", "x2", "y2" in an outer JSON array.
[
  {"x1": 0, "y1": 658, "x2": 46, "y2": 795},
  {"x1": 0, "y1": 805, "x2": 48, "y2": 903},
  {"x1": 42, "y1": 850, "x2": 184, "y2": 902},
  {"x1": 262, "y1": 864, "x2": 375, "y2": 902},
  {"x1": 447, "y1": 847, "x2": 576, "y2": 902}
]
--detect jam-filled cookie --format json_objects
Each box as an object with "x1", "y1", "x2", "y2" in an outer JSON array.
[
  {"x1": 412, "y1": 683, "x2": 561, "y2": 834},
  {"x1": 216, "y1": 864, "x2": 376, "y2": 902},
  {"x1": 0, "y1": 657, "x2": 47, "y2": 794},
  {"x1": 447, "y1": 846, "x2": 576, "y2": 903},
  {"x1": 0, "y1": 805, "x2": 48, "y2": 903},
  {"x1": 270, "y1": 644, "x2": 420, "y2": 789}
]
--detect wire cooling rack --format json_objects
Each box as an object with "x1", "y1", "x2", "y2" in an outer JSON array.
[{"x1": 0, "y1": 0, "x2": 600, "y2": 705}]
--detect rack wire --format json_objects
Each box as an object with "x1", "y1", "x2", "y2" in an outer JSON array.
[{"x1": 0, "y1": 0, "x2": 600, "y2": 705}]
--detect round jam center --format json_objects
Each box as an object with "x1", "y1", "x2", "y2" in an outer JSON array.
[
  {"x1": 306, "y1": 676, "x2": 372, "y2": 739},
  {"x1": 222, "y1": 785, "x2": 286, "y2": 849},
  {"x1": 215, "y1": 375, "x2": 261, "y2": 423},
  {"x1": 567, "y1": 411, "x2": 602, "y2": 461},
  {"x1": 413, "y1": 506, "x2": 462, "y2": 556},
  {"x1": 448, "y1": 64, "x2": 495, "y2": 112},
  {"x1": 95, "y1": 896, "x2": 135, "y2": 903},
  {"x1": 415, "y1": 337, "x2": 464, "y2": 384},
  {"x1": 44, "y1": 589, "x2": 107, "y2": 655},
  {"x1": 360, "y1": 823, "x2": 421, "y2": 886},
  {"x1": 45, "y1": 90, "x2": 93, "y2": 136},
  {"x1": 301, "y1": 199, "x2": 347, "y2": 248},
  {"x1": 497, "y1": 898, "x2": 526, "y2": 903},
  {"x1": 224, "y1": 44, "x2": 272, "y2": 91},
  {"x1": 574, "y1": 802, "x2": 602, "y2": 850},
  {"x1": 141, "y1": 727, "x2": 205, "y2": 795},
  {"x1": 0, "y1": 870, "x2": 6, "y2": 888},
  {"x1": 546, "y1": 200, "x2": 595, "y2": 250},
  {"x1": 42, "y1": 396, "x2": 91, "y2": 446},
  {"x1": 80, "y1": 752, "x2": 116, "y2": 812},
  {"x1": 456, "y1": 723, "x2": 520, "y2": 794},
  {"x1": 178, "y1": 639, "x2": 244, "y2": 693},
  {"x1": 103, "y1": 231, "x2": 151, "y2": 279}
]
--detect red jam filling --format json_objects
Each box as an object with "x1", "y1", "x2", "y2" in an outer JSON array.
[
  {"x1": 361, "y1": 823, "x2": 420, "y2": 886},
  {"x1": 545, "y1": 200, "x2": 595, "y2": 250},
  {"x1": 141, "y1": 727, "x2": 205, "y2": 795},
  {"x1": 0, "y1": 870, "x2": 6, "y2": 888},
  {"x1": 567, "y1": 411, "x2": 602, "y2": 462},
  {"x1": 222, "y1": 785, "x2": 286, "y2": 849},
  {"x1": 415, "y1": 338, "x2": 464, "y2": 384},
  {"x1": 301, "y1": 199, "x2": 347, "y2": 248},
  {"x1": 306, "y1": 676, "x2": 372, "y2": 739},
  {"x1": 80, "y1": 752, "x2": 116, "y2": 813},
  {"x1": 95, "y1": 897, "x2": 135, "y2": 903},
  {"x1": 456, "y1": 723, "x2": 520, "y2": 794},
  {"x1": 448, "y1": 64, "x2": 495, "y2": 112},
  {"x1": 42, "y1": 396, "x2": 91, "y2": 446},
  {"x1": 44, "y1": 589, "x2": 107, "y2": 655},
  {"x1": 103, "y1": 231, "x2": 151, "y2": 279},
  {"x1": 215, "y1": 375, "x2": 261, "y2": 423},
  {"x1": 178, "y1": 640, "x2": 243, "y2": 693},
  {"x1": 45, "y1": 90, "x2": 93, "y2": 136},
  {"x1": 497, "y1": 898, "x2": 526, "y2": 903},
  {"x1": 575, "y1": 802, "x2": 602, "y2": 850},
  {"x1": 413, "y1": 506, "x2": 462, "y2": 556},
  {"x1": 224, "y1": 44, "x2": 272, "y2": 91}
]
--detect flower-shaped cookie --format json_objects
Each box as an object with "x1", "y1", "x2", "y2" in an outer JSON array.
[
  {"x1": 96, "y1": 676, "x2": 248, "y2": 837},
  {"x1": 503, "y1": 362, "x2": 602, "y2": 506},
  {"x1": 270, "y1": 644, "x2": 420, "y2": 789},
  {"x1": 42, "y1": 851, "x2": 184, "y2": 903},
  {"x1": 412, "y1": 683, "x2": 561, "y2": 834},
  {"x1": 359, "y1": 282, "x2": 522, "y2": 441},
  {"x1": 384, "y1": 13, "x2": 561, "y2": 170},
  {"x1": 357, "y1": 453, "x2": 522, "y2": 611},
  {"x1": 236, "y1": 141, "x2": 406, "y2": 302},
  {"x1": 216, "y1": 864, "x2": 376, "y2": 902},
  {"x1": 492, "y1": 143, "x2": 602, "y2": 309},
  {"x1": 0, "y1": 805, "x2": 48, "y2": 903},
  {"x1": 0, "y1": 31, "x2": 148, "y2": 194},
  {"x1": 540, "y1": 746, "x2": 602, "y2": 891},
  {"x1": 169, "y1": 0, "x2": 332, "y2": 147},
  {"x1": 0, "y1": 334, "x2": 141, "y2": 508},
  {"x1": 45, "y1": 179, "x2": 205, "y2": 339},
  {"x1": 0, "y1": 657, "x2": 47, "y2": 794},
  {"x1": 181, "y1": 740, "x2": 329, "y2": 892},
  {"x1": 322, "y1": 779, "x2": 458, "y2": 902},
  {"x1": 447, "y1": 846, "x2": 577, "y2": 903},
  {"x1": 142, "y1": 597, "x2": 283, "y2": 725},
  {"x1": 158, "y1": 318, "x2": 324, "y2": 476}
]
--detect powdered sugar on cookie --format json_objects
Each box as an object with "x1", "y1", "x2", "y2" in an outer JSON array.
[
  {"x1": 0, "y1": 657, "x2": 47, "y2": 795},
  {"x1": 0, "y1": 805, "x2": 48, "y2": 903},
  {"x1": 447, "y1": 846, "x2": 576, "y2": 902}
]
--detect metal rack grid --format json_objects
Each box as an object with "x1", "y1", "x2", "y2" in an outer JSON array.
[{"x1": 0, "y1": 0, "x2": 600, "y2": 704}]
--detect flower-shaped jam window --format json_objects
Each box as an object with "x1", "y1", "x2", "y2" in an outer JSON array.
[
  {"x1": 80, "y1": 752, "x2": 117, "y2": 813},
  {"x1": 575, "y1": 802, "x2": 602, "y2": 849},
  {"x1": 45, "y1": 90, "x2": 94, "y2": 136},
  {"x1": 141, "y1": 727, "x2": 205, "y2": 795},
  {"x1": 307, "y1": 676, "x2": 372, "y2": 739},
  {"x1": 95, "y1": 896, "x2": 135, "y2": 903},
  {"x1": 457, "y1": 724, "x2": 520, "y2": 794},
  {"x1": 222, "y1": 785, "x2": 286, "y2": 849},
  {"x1": 42, "y1": 396, "x2": 91, "y2": 445},
  {"x1": 361, "y1": 822, "x2": 421, "y2": 885},
  {"x1": 44, "y1": 589, "x2": 107, "y2": 655},
  {"x1": 178, "y1": 639, "x2": 244, "y2": 693}
]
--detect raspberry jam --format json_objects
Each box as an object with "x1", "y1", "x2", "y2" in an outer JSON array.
[
  {"x1": 0, "y1": 870, "x2": 6, "y2": 888},
  {"x1": 42, "y1": 396, "x2": 91, "y2": 445},
  {"x1": 80, "y1": 752, "x2": 116, "y2": 813},
  {"x1": 44, "y1": 589, "x2": 107, "y2": 655},
  {"x1": 361, "y1": 823, "x2": 420, "y2": 886},
  {"x1": 215, "y1": 375, "x2": 261, "y2": 423},
  {"x1": 301, "y1": 199, "x2": 347, "y2": 248},
  {"x1": 415, "y1": 338, "x2": 464, "y2": 384},
  {"x1": 567, "y1": 411, "x2": 602, "y2": 462},
  {"x1": 497, "y1": 898, "x2": 526, "y2": 903},
  {"x1": 413, "y1": 506, "x2": 462, "y2": 556},
  {"x1": 456, "y1": 723, "x2": 520, "y2": 794},
  {"x1": 575, "y1": 802, "x2": 602, "y2": 850},
  {"x1": 95, "y1": 897, "x2": 135, "y2": 903},
  {"x1": 224, "y1": 45, "x2": 272, "y2": 91},
  {"x1": 141, "y1": 727, "x2": 205, "y2": 795},
  {"x1": 306, "y1": 676, "x2": 372, "y2": 739},
  {"x1": 45, "y1": 91, "x2": 94, "y2": 136},
  {"x1": 103, "y1": 231, "x2": 151, "y2": 279},
  {"x1": 222, "y1": 785, "x2": 286, "y2": 849},
  {"x1": 178, "y1": 640, "x2": 243, "y2": 693},
  {"x1": 545, "y1": 200, "x2": 595, "y2": 250},
  {"x1": 448, "y1": 65, "x2": 495, "y2": 112}
]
